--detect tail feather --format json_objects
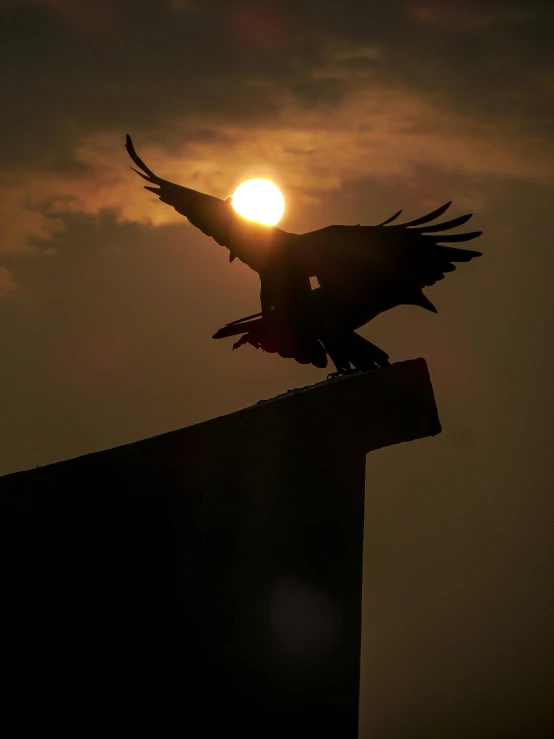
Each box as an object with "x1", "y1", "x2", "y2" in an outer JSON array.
[{"x1": 408, "y1": 291, "x2": 438, "y2": 313}]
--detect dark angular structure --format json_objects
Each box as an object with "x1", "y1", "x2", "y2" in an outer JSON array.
[{"x1": 0, "y1": 359, "x2": 440, "y2": 736}]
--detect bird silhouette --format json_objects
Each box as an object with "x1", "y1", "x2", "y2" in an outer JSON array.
[
  {"x1": 126, "y1": 134, "x2": 482, "y2": 375},
  {"x1": 212, "y1": 204, "x2": 482, "y2": 376}
]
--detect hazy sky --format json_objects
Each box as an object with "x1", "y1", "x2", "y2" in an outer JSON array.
[{"x1": 1, "y1": 1, "x2": 553, "y2": 736}]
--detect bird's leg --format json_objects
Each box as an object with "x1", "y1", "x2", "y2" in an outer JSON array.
[{"x1": 324, "y1": 341, "x2": 353, "y2": 380}]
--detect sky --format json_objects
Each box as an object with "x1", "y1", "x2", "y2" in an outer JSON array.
[{"x1": 0, "y1": 0, "x2": 553, "y2": 735}]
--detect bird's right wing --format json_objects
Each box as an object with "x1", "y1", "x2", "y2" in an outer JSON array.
[{"x1": 125, "y1": 134, "x2": 289, "y2": 272}]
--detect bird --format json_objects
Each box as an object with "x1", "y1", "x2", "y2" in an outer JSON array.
[
  {"x1": 212, "y1": 203, "x2": 482, "y2": 376},
  {"x1": 126, "y1": 134, "x2": 482, "y2": 375}
]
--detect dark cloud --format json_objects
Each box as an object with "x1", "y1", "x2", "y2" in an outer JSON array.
[
  {"x1": 0, "y1": 1, "x2": 311, "y2": 168},
  {"x1": 1, "y1": 0, "x2": 552, "y2": 174}
]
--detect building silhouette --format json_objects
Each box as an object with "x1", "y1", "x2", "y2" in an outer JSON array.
[{"x1": 0, "y1": 358, "x2": 440, "y2": 736}]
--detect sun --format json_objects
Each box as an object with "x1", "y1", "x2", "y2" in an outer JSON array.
[{"x1": 231, "y1": 178, "x2": 285, "y2": 226}]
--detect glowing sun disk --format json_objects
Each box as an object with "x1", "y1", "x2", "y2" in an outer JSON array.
[{"x1": 231, "y1": 178, "x2": 285, "y2": 226}]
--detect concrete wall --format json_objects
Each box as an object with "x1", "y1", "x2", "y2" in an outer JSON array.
[{"x1": 0, "y1": 359, "x2": 440, "y2": 736}]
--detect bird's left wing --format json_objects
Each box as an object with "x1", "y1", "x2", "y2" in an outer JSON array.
[{"x1": 292, "y1": 202, "x2": 482, "y2": 299}]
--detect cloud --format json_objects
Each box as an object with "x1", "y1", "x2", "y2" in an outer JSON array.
[
  {"x1": 1, "y1": 0, "x2": 553, "y2": 259},
  {"x1": 1, "y1": 73, "x2": 553, "y2": 257},
  {"x1": 2, "y1": 0, "x2": 552, "y2": 171}
]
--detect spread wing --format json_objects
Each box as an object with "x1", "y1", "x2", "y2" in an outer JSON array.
[
  {"x1": 293, "y1": 202, "x2": 482, "y2": 304},
  {"x1": 125, "y1": 134, "x2": 289, "y2": 272}
]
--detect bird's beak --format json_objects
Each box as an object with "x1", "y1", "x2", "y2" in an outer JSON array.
[{"x1": 229, "y1": 251, "x2": 236, "y2": 263}]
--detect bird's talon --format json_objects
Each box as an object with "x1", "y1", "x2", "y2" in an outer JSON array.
[
  {"x1": 327, "y1": 367, "x2": 370, "y2": 380},
  {"x1": 327, "y1": 370, "x2": 348, "y2": 380}
]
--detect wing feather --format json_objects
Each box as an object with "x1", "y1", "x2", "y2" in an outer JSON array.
[
  {"x1": 126, "y1": 134, "x2": 160, "y2": 182},
  {"x1": 399, "y1": 201, "x2": 452, "y2": 227},
  {"x1": 376, "y1": 209, "x2": 403, "y2": 226},
  {"x1": 413, "y1": 213, "x2": 473, "y2": 233},
  {"x1": 434, "y1": 231, "x2": 482, "y2": 243}
]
